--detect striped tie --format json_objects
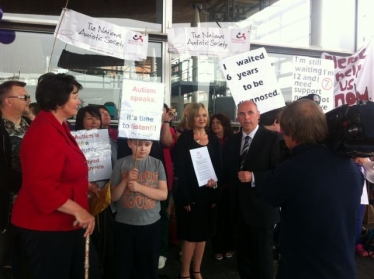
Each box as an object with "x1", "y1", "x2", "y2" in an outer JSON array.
[{"x1": 239, "y1": 136, "x2": 251, "y2": 170}]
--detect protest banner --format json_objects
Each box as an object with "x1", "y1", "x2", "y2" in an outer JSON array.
[
  {"x1": 168, "y1": 27, "x2": 250, "y2": 57},
  {"x1": 54, "y1": 9, "x2": 148, "y2": 61},
  {"x1": 71, "y1": 129, "x2": 112, "y2": 181},
  {"x1": 292, "y1": 56, "x2": 334, "y2": 112},
  {"x1": 118, "y1": 80, "x2": 165, "y2": 140},
  {"x1": 321, "y1": 39, "x2": 374, "y2": 107},
  {"x1": 219, "y1": 48, "x2": 285, "y2": 113}
]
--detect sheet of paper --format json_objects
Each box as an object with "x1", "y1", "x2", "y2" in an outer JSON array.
[{"x1": 189, "y1": 146, "x2": 218, "y2": 187}]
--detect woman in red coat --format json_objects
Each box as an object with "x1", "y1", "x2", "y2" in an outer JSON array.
[{"x1": 11, "y1": 73, "x2": 99, "y2": 279}]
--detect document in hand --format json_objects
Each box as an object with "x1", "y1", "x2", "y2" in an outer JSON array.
[{"x1": 189, "y1": 146, "x2": 218, "y2": 187}]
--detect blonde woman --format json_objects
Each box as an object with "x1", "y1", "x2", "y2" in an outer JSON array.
[{"x1": 174, "y1": 103, "x2": 221, "y2": 279}]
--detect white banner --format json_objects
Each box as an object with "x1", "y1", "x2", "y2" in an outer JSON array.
[
  {"x1": 219, "y1": 48, "x2": 285, "y2": 113},
  {"x1": 321, "y1": 40, "x2": 374, "y2": 107},
  {"x1": 71, "y1": 129, "x2": 112, "y2": 181},
  {"x1": 168, "y1": 27, "x2": 250, "y2": 57},
  {"x1": 54, "y1": 9, "x2": 148, "y2": 61},
  {"x1": 292, "y1": 56, "x2": 334, "y2": 112},
  {"x1": 118, "y1": 80, "x2": 165, "y2": 140}
]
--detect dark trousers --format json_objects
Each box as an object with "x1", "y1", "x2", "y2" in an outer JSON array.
[
  {"x1": 18, "y1": 228, "x2": 99, "y2": 279},
  {"x1": 114, "y1": 220, "x2": 161, "y2": 279},
  {"x1": 0, "y1": 224, "x2": 29, "y2": 279},
  {"x1": 160, "y1": 192, "x2": 170, "y2": 258},
  {"x1": 0, "y1": 224, "x2": 16, "y2": 279},
  {"x1": 236, "y1": 219, "x2": 274, "y2": 279},
  {"x1": 211, "y1": 188, "x2": 235, "y2": 254},
  {"x1": 356, "y1": 204, "x2": 365, "y2": 244},
  {"x1": 91, "y1": 207, "x2": 115, "y2": 279}
]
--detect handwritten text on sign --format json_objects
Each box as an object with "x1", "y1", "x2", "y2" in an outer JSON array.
[
  {"x1": 321, "y1": 39, "x2": 374, "y2": 107},
  {"x1": 292, "y1": 56, "x2": 334, "y2": 112},
  {"x1": 71, "y1": 129, "x2": 112, "y2": 181},
  {"x1": 219, "y1": 48, "x2": 285, "y2": 113},
  {"x1": 54, "y1": 9, "x2": 148, "y2": 61},
  {"x1": 118, "y1": 80, "x2": 165, "y2": 140}
]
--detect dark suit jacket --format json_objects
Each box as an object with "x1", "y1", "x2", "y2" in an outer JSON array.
[{"x1": 223, "y1": 126, "x2": 280, "y2": 228}]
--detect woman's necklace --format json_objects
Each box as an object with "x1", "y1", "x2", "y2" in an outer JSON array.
[{"x1": 194, "y1": 132, "x2": 206, "y2": 143}]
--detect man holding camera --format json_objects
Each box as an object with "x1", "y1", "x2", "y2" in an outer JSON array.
[{"x1": 259, "y1": 99, "x2": 364, "y2": 279}]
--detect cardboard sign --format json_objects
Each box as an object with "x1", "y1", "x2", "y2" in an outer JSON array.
[
  {"x1": 292, "y1": 56, "x2": 334, "y2": 112},
  {"x1": 168, "y1": 27, "x2": 250, "y2": 57},
  {"x1": 118, "y1": 80, "x2": 165, "y2": 140},
  {"x1": 55, "y1": 9, "x2": 148, "y2": 61},
  {"x1": 71, "y1": 129, "x2": 112, "y2": 181},
  {"x1": 219, "y1": 48, "x2": 285, "y2": 113}
]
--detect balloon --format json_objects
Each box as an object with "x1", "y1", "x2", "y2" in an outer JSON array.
[
  {"x1": 0, "y1": 30, "x2": 16, "y2": 44},
  {"x1": 0, "y1": 9, "x2": 16, "y2": 45},
  {"x1": 363, "y1": 161, "x2": 374, "y2": 183}
]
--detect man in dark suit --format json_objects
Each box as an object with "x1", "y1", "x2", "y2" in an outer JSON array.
[{"x1": 223, "y1": 100, "x2": 280, "y2": 279}]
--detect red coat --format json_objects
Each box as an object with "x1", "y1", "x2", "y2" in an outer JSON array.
[{"x1": 11, "y1": 110, "x2": 89, "y2": 231}]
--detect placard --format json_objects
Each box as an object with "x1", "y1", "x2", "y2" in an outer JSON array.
[
  {"x1": 322, "y1": 39, "x2": 374, "y2": 107},
  {"x1": 118, "y1": 80, "x2": 165, "y2": 140},
  {"x1": 71, "y1": 129, "x2": 112, "y2": 181},
  {"x1": 219, "y1": 48, "x2": 285, "y2": 113},
  {"x1": 292, "y1": 56, "x2": 334, "y2": 112}
]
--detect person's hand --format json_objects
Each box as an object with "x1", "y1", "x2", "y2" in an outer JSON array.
[
  {"x1": 211, "y1": 203, "x2": 217, "y2": 208},
  {"x1": 121, "y1": 170, "x2": 128, "y2": 181},
  {"x1": 127, "y1": 180, "x2": 140, "y2": 192},
  {"x1": 206, "y1": 178, "x2": 216, "y2": 188},
  {"x1": 175, "y1": 131, "x2": 181, "y2": 141},
  {"x1": 238, "y1": 171, "x2": 252, "y2": 183},
  {"x1": 89, "y1": 182, "x2": 101, "y2": 198},
  {"x1": 184, "y1": 205, "x2": 191, "y2": 212},
  {"x1": 353, "y1": 157, "x2": 370, "y2": 164},
  {"x1": 162, "y1": 107, "x2": 174, "y2": 123},
  {"x1": 128, "y1": 168, "x2": 139, "y2": 181},
  {"x1": 74, "y1": 208, "x2": 95, "y2": 237}
]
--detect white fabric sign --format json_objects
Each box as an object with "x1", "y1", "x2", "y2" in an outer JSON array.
[
  {"x1": 168, "y1": 27, "x2": 250, "y2": 57},
  {"x1": 292, "y1": 56, "x2": 334, "y2": 112},
  {"x1": 118, "y1": 80, "x2": 165, "y2": 140},
  {"x1": 71, "y1": 129, "x2": 112, "y2": 181},
  {"x1": 54, "y1": 9, "x2": 148, "y2": 61},
  {"x1": 219, "y1": 48, "x2": 285, "y2": 113},
  {"x1": 321, "y1": 39, "x2": 374, "y2": 107}
]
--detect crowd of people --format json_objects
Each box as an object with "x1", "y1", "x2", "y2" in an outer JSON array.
[{"x1": 0, "y1": 73, "x2": 370, "y2": 279}]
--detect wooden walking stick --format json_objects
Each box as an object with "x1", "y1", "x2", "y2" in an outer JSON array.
[
  {"x1": 134, "y1": 139, "x2": 139, "y2": 168},
  {"x1": 84, "y1": 235, "x2": 90, "y2": 279},
  {"x1": 132, "y1": 140, "x2": 139, "y2": 195}
]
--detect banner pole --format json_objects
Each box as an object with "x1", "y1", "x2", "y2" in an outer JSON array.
[{"x1": 47, "y1": 0, "x2": 70, "y2": 72}]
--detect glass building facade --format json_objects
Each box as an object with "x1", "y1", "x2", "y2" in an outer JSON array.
[{"x1": 0, "y1": 0, "x2": 373, "y2": 121}]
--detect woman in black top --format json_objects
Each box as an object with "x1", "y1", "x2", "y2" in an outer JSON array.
[{"x1": 174, "y1": 103, "x2": 221, "y2": 279}]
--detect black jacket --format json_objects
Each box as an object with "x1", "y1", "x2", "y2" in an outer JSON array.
[
  {"x1": 0, "y1": 113, "x2": 22, "y2": 231},
  {"x1": 223, "y1": 126, "x2": 280, "y2": 228},
  {"x1": 259, "y1": 144, "x2": 363, "y2": 279}
]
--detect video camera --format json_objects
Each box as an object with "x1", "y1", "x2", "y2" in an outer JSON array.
[{"x1": 324, "y1": 100, "x2": 374, "y2": 158}]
